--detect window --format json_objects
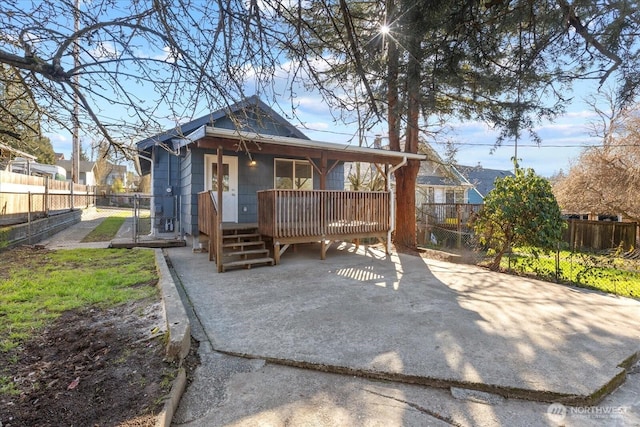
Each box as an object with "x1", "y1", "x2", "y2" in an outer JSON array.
[
  {"x1": 445, "y1": 189, "x2": 466, "y2": 203},
  {"x1": 211, "y1": 163, "x2": 230, "y2": 191},
  {"x1": 275, "y1": 159, "x2": 313, "y2": 190}
]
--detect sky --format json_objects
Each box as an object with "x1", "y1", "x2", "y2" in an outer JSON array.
[
  {"x1": 47, "y1": 77, "x2": 606, "y2": 178},
  {"x1": 48, "y1": 81, "x2": 604, "y2": 179},
  {"x1": 292, "y1": 103, "x2": 599, "y2": 178},
  {"x1": 39, "y1": 2, "x2": 608, "y2": 179}
]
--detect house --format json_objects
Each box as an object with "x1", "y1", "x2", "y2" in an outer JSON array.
[
  {"x1": 95, "y1": 162, "x2": 128, "y2": 193},
  {"x1": 456, "y1": 164, "x2": 515, "y2": 203},
  {"x1": 136, "y1": 96, "x2": 424, "y2": 271},
  {"x1": 416, "y1": 144, "x2": 472, "y2": 207},
  {"x1": 105, "y1": 163, "x2": 128, "y2": 188},
  {"x1": 56, "y1": 160, "x2": 97, "y2": 186}
]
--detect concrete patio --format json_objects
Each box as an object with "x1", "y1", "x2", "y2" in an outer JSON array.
[{"x1": 166, "y1": 241, "x2": 640, "y2": 406}]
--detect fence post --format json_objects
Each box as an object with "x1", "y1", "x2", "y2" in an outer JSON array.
[
  {"x1": 44, "y1": 176, "x2": 50, "y2": 217},
  {"x1": 70, "y1": 181, "x2": 75, "y2": 211},
  {"x1": 133, "y1": 194, "x2": 138, "y2": 243},
  {"x1": 27, "y1": 191, "x2": 32, "y2": 244}
]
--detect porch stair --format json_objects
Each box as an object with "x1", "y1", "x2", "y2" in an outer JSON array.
[{"x1": 219, "y1": 226, "x2": 274, "y2": 272}]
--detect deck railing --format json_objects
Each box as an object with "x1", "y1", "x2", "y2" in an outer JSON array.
[
  {"x1": 258, "y1": 189, "x2": 390, "y2": 239},
  {"x1": 198, "y1": 191, "x2": 222, "y2": 272},
  {"x1": 419, "y1": 203, "x2": 483, "y2": 230}
]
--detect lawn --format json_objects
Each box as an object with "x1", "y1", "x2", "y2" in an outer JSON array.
[
  {"x1": 81, "y1": 216, "x2": 127, "y2": 242},
  {"x1": 0, "y1": 247, "x2": 158, "y2": 353},
  {"x1": 501, "y1": 249, "x2": 640, "y2": 299}
]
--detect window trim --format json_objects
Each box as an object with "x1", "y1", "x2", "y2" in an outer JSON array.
[{"x1": 274, "y1": 158, "x2": 314, "y2": 190}]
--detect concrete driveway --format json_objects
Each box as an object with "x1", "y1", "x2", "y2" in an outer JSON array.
[{"x1": 167, "y1": 242, "x2": 640, "y2": 426}]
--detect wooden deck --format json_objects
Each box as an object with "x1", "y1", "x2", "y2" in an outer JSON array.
[
  {"x1": 199, "y1": 189, "x2": 393, "y2": 270},
  {"x1": 258, "y1": 189, "x2": 391, "y2": 263}
]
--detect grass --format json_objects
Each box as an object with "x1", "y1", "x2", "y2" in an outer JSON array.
[
  {"x1": 81, "y1": 216, "x2": 127, "y2": 242},
  {"x1": 502, "y1": 249, "x2": 640, "y2": 299},
  {"x1": 0, "y1": 248, "x2": 158, "y2": 352}
]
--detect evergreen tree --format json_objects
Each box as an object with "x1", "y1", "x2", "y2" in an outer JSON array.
[
  {"x1": 279, "y1": 0, "x2": 640, "y2": 247},
  {"x1": 0, "y1": 65, "x2": 55, "y2": 163}
]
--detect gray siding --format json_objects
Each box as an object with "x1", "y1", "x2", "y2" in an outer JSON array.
[
  {"x1": 156, "y1": 145, "x2": 346, "y2": 233},
  {"x1": 152, "y1": 147, "x2": 181, "y2": 233},
  {"x1": 214, "y1": 112, "x2": 301, "y2": 138},
  {"x1": 186, "y1": 149, "x2": 206, "y2": 235}
]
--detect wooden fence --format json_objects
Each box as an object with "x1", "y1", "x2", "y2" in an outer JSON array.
[
  {"x1": 418, "y1": 204, "x2": 637, "y2": 252},
  {"x1": 0, "y1": 170, "x2": 95, "y2": 226},
  {"x1": 564, "y1": 219, "x2": 637, "y2": 251}
]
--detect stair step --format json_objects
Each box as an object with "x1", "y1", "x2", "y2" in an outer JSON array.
[
  {"x1": 222, "y1": 257, "x2": 275, "y2": 272},
  {"x1": 222, "y1": 241, "x2": 265, "y2": 249},
  {"x1": 222, "y1": 233, "x2": 260, "y2": 240},
  {"x1": 223, "y1": 248, "x2": 269, "y2": 257}
]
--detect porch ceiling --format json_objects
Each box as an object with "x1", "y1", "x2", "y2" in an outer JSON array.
[{"x1": 193, "y1": 127, "x2": 426, "y2": 166}]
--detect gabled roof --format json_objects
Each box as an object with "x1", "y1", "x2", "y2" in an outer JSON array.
[
  {"x1": 0, "y1": 142, "x2": 37, "y2": 160},
  {"x1": 136, "y1": 95, "x2": 308, "y2": 151},
  {"x1": 136, "y1": 96, "x2": 426, "y2": 176},
  {"x1": 456, "y1": 164, "x2": 515, "y2": 198},
  {"x1": 57, "y1": 160, "x2": 96, "y2": 174},
  {"x1": 416, "y1": 143, "x2": 471, "y2": 187}
]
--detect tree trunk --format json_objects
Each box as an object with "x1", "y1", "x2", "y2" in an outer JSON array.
[
  {"x1": 488, "y1": 245, "x2": 508, "y2": 271},
  {"x1": 394, "y1": 159, "x2": 420, "y2": 248},
  {"x1": 391, "y1": 0, "x2": 422, "y2": 249}
]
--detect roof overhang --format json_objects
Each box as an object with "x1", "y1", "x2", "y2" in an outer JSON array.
[
  {"x1": 0, "y1": 142, "x2": 37, "y2": 160},
  {"x1": 190, "y1": 126, "x2": 426, "y2": 165}
]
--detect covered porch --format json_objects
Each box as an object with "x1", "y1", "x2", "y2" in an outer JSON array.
[{"x1": 194, "y1": 127, "x2": 424, "y2": 272}]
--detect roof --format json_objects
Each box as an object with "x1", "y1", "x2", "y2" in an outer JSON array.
[
  {"x1": 136, "y1": 96, "x2": 425, "y2": 174},
  {"x1": 195, "y1": 126, "x2": 425, "y2": 163},
  {"x1": 416, "y1": 144, "x2": 471, "y2": 187},
  {"x1": 57, "y1": 160, "x2": 96, "y2": 174},
  {"x1": 0, "y1": 142, "x2": 37, "y2": 160},
  {"x1": 417, "y1": 175, "x2": 468, "y2": 186},
  {"x1": 136, "y1": 95, "x2": 308, "y2": 151},
  {"x1": 456, "y1": 164, "x2": 515, "y2": 198}
]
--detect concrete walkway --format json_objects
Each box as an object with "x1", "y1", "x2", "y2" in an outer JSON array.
[
  {"x1": 38, "y1": 208, "x2": 130, "y2": 249},
  {"x1": 167, "y1": 242, "x2": 640, "y2": 427}
]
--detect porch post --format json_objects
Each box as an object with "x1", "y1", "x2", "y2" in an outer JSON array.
[
  {"x1": 216, "y1": 147, "x2": 224, "y2": 272},
  {"x1": 216, "y1": 147, "x2": 223, "y2": 218},
  {"x1": 320, "y1": 151, "x2": 327, "y2": 190}
]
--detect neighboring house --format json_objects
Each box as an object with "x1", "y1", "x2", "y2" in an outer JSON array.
[
  {"x1": 105, "y1": 163, "x2": 128, "y2": 188},
  {"x1": 1, "y1": 143, "x2": 65, "y2": 179},
  {"x1": 456, "y1": 164, "x2": 515, "y2": 203},
  {"x1": 416, "y1": 144, "x2": 472, "y2": 206},
  {"x1": 56, "y1": 160, "x2": 97, "y2": 186},
  {"x1": 136, "y1": 96, "x2": 424, "y2": 271}
]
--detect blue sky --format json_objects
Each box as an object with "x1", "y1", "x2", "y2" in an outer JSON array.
[
  {"x1": 292, "y1": 104, "x2": 598, "y2": 178},
  {"x1": 40, "y1": 3, "x2": 606, "y2": 179},
  {"x1": 47, "y1": 80, "x2": 602, "y2": 178}
]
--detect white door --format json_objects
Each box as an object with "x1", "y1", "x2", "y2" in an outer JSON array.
[{"x1": 204, "y1": 155, "x2": 238, "y2": 222}]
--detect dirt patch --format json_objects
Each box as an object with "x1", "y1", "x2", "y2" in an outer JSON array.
[{"x1": 0, "y1": 298, "x2": 178, "y2": 427}]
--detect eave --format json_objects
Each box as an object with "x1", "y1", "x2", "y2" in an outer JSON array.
[{"x1": 191, "y1": 126, "x2": 425, "y2": 165}]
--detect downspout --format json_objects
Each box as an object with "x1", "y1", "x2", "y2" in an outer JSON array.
[
  {"x1": 386, "y1": 157, "x2": 407, "y2": 254},
  {"x1": 149, "y1": 148, "x2": 157, "y2": 237}
]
